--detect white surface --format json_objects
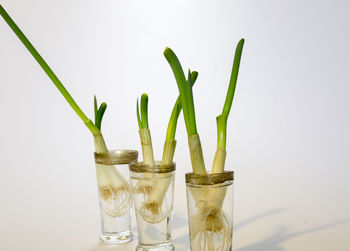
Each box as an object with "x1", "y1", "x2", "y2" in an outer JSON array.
[{"x1": 0, "y1": 0, "x2": 349, "y2": 250}]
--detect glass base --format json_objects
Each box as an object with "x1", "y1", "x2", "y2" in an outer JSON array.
[
  {"x1": 136, "y1": 243, "x2": 175, "y2": 251},
  {"x1": 99, "y1": 231, "x2": 133, "y2": 244}
]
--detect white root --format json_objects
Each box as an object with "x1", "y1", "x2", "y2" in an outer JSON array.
[
  {"x1": 137, "y1": 139, "x2": 176, "y2": 222},
  {"x1": 188, "y1": 184, "x2": 232, "y2": 251},
  {"x1": 94, "y1": 133, "x2": 132, "y2": 217},
  {"x1": 96, "y1": 164, "x2": 132, "y2": 217},
  {"x1": 138, "y1": 173, "x2": 173, "y2": 223}
]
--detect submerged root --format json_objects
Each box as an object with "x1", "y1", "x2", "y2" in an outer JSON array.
[
  {"x1": 190, "y1": 200, "x2": 232, "y2": 251},
  {"x1": 135, "y1": 189, "x2": 169, "y2": 223},
  {"x1": 142, "y1": 202, "x2": 161, "y2": 215},
  {"x1": 99, "y1": 184, "x2": 132, "y2": 217},
  {"x1": 133, "y1": 184, "x2": 153, "y2": 195},
  {"x1": 132, "y1": 176, "x2": 173, "y2": 223},
  {"x1": 138, "y1": 201, "x2": 168, "y2": 223}
]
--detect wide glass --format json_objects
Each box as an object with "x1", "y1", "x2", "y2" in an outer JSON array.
[
  {"x1": 129, "y1": 162, "x2": 176, "y2": 251},
  {"x1": 94, "y1": 149, "x2": 138, "y2": 244},
  {"x1": 186, "y1": 171, "x2": 234, "y2": 251}
]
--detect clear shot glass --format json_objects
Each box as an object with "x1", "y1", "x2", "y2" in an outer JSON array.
[
  {"x1": 129, "y1": 162, "x2": 176, "y2": 251},
  {"x1": 94, "y1": 149, "x2": 138, "y2": 244},
  {"x1": 185, "y1": 171, "x2": 234, "y2": 251}
]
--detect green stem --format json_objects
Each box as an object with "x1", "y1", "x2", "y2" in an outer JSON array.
[
  {"x1": 95, "y1": 102, "x2": 107, "y2": 131},
  {"x1": 166, "y1": 101, "x2": 182, "y2": 140},
  {"x1": 165, "y1": 71, "x2": 198, "y2": 140},
  {"x1": 136, "y1": 94, "x2": 150, "y2": 129},
  {"x1": 164, "y1": 48, "x2": 206, "y2": 174},
  {"x1": 136, "y1": 98, "x2": 142, "y2": 129},
  {"x1": 94, "y1": 95, "x2": 98, "y2": 119},
  {"x1": 217, "y1": 39, "x2": 245, "y2": 149},
  {"x1": 213, "y1": 39, "x2": 245, "y2": 174},
  {"x1": 216, "y1": 115, "x2": 227, "y2": 149},
  {"x1": 164, "y1": 48, "x2": 197, "y2": 136},
  {"x1": 0, "y1": 5, "x2": 99, "y2": 135},
  {"x1": 222, "y1": 39, "x2": 245, "y2": 118},
  {"x1": 140, "y1": 93, "x2": 149, "y2": 129}
]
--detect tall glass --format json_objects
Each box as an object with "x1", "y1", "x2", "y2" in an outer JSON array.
[
  {"x1": 185, "y1": 171, "x2": 234, "y2": 251},
  {"x1": 129, "y1": 162, "x2": 176, "y2": 251},
  {"x1": 94, "y1": 149, "x2": 138, "y2": 244}
]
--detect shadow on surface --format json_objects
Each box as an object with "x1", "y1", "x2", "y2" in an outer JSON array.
[
  {"x1": 236, "y1": 220, "x2": 348, "y2": 251},
  {"x1": 235, "y1": 209, "x2": 285, "y2": 230},
  {"x1": 84, "y1": 210, "x2": 347, "y2": 251},
  {"x1": 172, "y1": 212, "x2": 190, "y2": 250},
  {"x1": 84, "y1": 241, "x2": 135, "y2": 251},
  {"x1": 173, "y1": 209, "x2": 285, "y2": 251},
  {"x1": 173, "y1": 209, "x2": 347, "y2": 251},
  {"x1": 172, "y1": 212, "x2": 188, "y2": 230}
]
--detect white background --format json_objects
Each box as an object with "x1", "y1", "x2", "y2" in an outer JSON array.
[{"x1": 0, "y1": 0, "x2": 349, "y2": 250}]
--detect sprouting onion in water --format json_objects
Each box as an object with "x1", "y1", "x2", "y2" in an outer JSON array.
[
  {"x1": 135, "y1": 73, "x2": 198, "y2": 223},
  {"x1": 137, "y1": 94, "x2": 155, "y2": 166},
  {"x1": 164, "y1": 39, "x2": 244, "y2": 249},
  {"x1": 0, "y1": 5, "x2": 131, "y2": 217}
]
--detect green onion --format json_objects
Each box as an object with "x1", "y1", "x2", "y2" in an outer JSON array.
[
  {"x1": 136, "y1": 72, "x2": 199, "y2": 221},
  {"x1": 216, "y1": 38, "x2": 244, "y2": 150},
  {"x1": 136, "y1": 93, "x2": 155, "y2": 165},
  {"x1": 162, "y1": 70, "x2": 198, "y2": 164},
  {"x1": 212, "y1": 38, "x2": 244, "y2": 173},
  {"x1": 164, "y1": 39, "x2": 245, "y2": 249},
  {"x1": 0, "y1": 5, "x2": 132, "y2": 217},
  {"x1": 0, "y1": 5, "x2": 100, "y2": 135},
  {"x1": 164, "y1": 48, "x2": 206, "y2": 175}
]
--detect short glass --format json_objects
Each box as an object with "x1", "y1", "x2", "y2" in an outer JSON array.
[
  {"x1": 185, "y1": 171, "x2": 234, "y2": 251},
  {"x1": 129, "y1": 162, "x2": 176, "y2": 251},
  {"x1": 94, "y1": 149, "x2": 138, "y2": 244}
]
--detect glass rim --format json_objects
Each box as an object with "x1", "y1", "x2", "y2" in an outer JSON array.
[
  {"x1": 94, "y1": 149, "x2": 138, "y2": 165},
  {"x1": 129, "y1": 161, "x2": 176, "y2": 173},
  {"x1": 185, "y1": 171, "x2": 234, "y2": 186}
]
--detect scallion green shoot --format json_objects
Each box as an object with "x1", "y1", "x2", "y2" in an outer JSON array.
[
  {"x1": 136, "y1": 93, "x2": 155, "y2": 166},
  {"x1": 135, "y1": 72, "x2": 199, "y2": 222},
  {"x1": 213, "y1": 38, "x2": 245, "y2": 173},
  {"x1": 94, "y1": 95, "x2": 107, "y2": 131},
  {"x1": 164, "y1": 39, "x2": 245, "y2": 249},
  {"x1": 0, "y1": 5, "x2": 132, "y2": 217},
  {"x1": 164, "y1": 48, "x2": 206, "y2": 175}
]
